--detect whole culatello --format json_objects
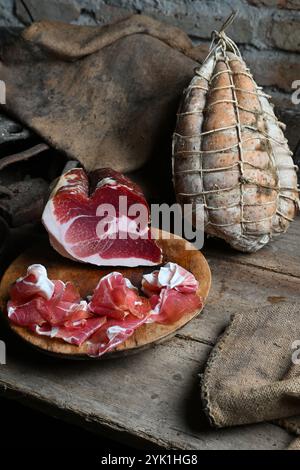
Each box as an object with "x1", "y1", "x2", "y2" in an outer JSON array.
[{"x1": 172, "y1": 14, "x2": 299, "y2": 253}]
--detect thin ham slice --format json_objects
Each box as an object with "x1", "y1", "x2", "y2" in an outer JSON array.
[
  {"x1": 7, "y1": 262, "x2": 202, "y2": 356},
  {"x1": 7, "y1": 297, "x2": 46, "y2": 326},
  {"x1": 89, "y1": 272, "x2": 151, "y2": 320},
  {"x1": 42, "y1": 168, "x2": 162, "y2": 267},
  {"x1": 149, "y1": 289, "x2": 202, "y2": 324},
  {"x1": 8, "y1": 264, "x2": 91, "y2": 327},
  {"x1": 142, "y1": 262, "x2": 202, "y2": 324},
  {"x1": 142, "y1": 262, "x2": 199, "y2": 295},
  {"x1": 9, "y1": 264, "x2": 55, "y2": 302},
  {"x1": 86, "y1": 314, "x2": 149, "y2": 357},
  {"x1": 32, "y1": 317, "x2": 107, "y2": 346}
]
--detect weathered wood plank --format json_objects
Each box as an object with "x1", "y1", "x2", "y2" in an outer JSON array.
[
  {"x1": 0, "y1": 335, "x2": 291, "y2": 450},
  {"x1": 180, "y1": 258, "x2": 300, "y2": 345},
  {"x1": 204, "y1": 216, "x2": 300, "y2": 279}
]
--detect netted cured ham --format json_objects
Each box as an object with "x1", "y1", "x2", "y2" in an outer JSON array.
[
  {"x1": 42, "y1": 168, "x2": 162, "y2": 266},
  {"x1": 172, "y1": 16, "x2": 299, "y2": 252}
]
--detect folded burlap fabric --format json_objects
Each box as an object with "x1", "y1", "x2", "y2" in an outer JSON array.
[
  {"x1": 0, "y1": 15, "x2": 204, "y2": 173},
  {"x1": 201, "y1": 303, "x2": 300, "y2": 449}
]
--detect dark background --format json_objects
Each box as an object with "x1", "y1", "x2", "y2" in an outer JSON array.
[{"x1": 0, "y1": 396, "x2": 132, "y2": 450}]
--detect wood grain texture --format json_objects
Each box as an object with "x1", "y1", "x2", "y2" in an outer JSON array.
[
  {"x1": 0, "y1": 335, "x2": 291, "y2": 450},
  {"x1": 0, "y1": 231, "x2": 211, "y2": 358},
  {"x1": 205, "y1": 218, "x2": 300, "y2": 279},
  {"x1": 0, "y1": 219, "x2": 298, "y2": 449}
]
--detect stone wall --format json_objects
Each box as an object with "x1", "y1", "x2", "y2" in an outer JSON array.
[{"x1": 0, "y1": 0, "x2": 299, "y2": 152}]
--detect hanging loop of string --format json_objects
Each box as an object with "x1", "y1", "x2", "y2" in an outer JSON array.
[
  {"x1": 209, "y1": 11, "x2": 241, "y2": 57},
  {"x1": 196, "y1": 11, "x2": 241, "y2": 71}
]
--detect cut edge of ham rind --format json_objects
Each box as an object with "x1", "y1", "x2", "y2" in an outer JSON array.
[{"x1": 42, "y1": 168, "x2": 162, "y2": 267}]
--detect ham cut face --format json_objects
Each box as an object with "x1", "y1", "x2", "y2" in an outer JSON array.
[
  {"x1": 7, "y1": 263, "x2": 202, "y2": 356},
  {"x1": 42, "y1": 168, "x2": 162, "y2": 267}
]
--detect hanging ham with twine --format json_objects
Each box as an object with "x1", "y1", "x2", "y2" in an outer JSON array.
[{"x1": 172, "y1": 13, "x2": 299, "y2": 253}]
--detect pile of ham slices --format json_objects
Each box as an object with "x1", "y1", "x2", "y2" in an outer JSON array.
[{"x1": 7, "y1": 262, "x2": 202, "y2": 357}]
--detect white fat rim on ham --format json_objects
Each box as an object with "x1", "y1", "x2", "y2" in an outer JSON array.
[
  {"x1": 35, "y1": 325, "x2": 59, "y2": 338},
  {"x1": 106, "y1": 325, "x2": 128, "y2": 341},
  {"x1": 19, "y1": 264, "x2": 55, "y2": 300},
  {"x1": 143, "y1": 262, "x2": 198, "y2": 291},
  {"x1": 93, "y1": 272, "x2": 137, "y2": 292},
  {"x1": 69, "y1": 300, "x2": 88, "y2": 312},
  {"x1": 96, "y1": 177, "x2": 138, "y2": 194},
  {"x1": 7, "y1": 305, "x2": 16, "y2": 318}
]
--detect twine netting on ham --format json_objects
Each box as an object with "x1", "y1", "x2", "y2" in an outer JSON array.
[{"x1": 172, "y1": 13, "x2": 299, "y2": 252}]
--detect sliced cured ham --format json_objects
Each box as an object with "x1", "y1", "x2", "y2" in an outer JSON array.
[
  {"x1": 7, "y1": 262, "x2": 202, "y2": 356},
  {"x1": 87, "y1": 314, "x2": 149, "y2": 357},
  {"x1": 8, "y1": 264, "x2": 90, "y2": 327},
  {"x1": 142, "y1": 262, "x2": 202, "y2": 324},
  {"x1": 142, "y1": 262, "x2": 199, "y2": 296},
  {"x1": 42, "y1": 168, "x2": 162, "y2": 267},
  {"x1": 7, "y1": 298, "x2": 46, "y2": 326},
  {"x1": 33, "y1": 317, "x2": 107, "y2": 346},
  {"x1": 9, "y1": 264, "x2": 55, "y2": 302},
  {"x1": 89, "y1": 272, "x2": 151, "y2": 320},
  {"x1": 149, "y1": 289, "x2": 202, "y2": 324}
]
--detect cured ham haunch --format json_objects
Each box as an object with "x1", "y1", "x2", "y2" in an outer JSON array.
[
  {"x1": 7, "y1": 263, "x2": 202, "y2": 356},
  {"x1": 42, "y1": 168, "x2": 162, "y2": 267}
]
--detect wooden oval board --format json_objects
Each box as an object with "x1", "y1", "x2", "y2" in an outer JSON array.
[{"x1": 0, "y1": 231, "x2": 211, "y2": 359}]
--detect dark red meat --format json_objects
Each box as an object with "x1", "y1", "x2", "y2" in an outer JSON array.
[
  {"x1": 42, "y1": 168, "x2": 162, "y2": 267},
  {"x1": 8, "y1": 264, "x2": 90, "y2": 328},
  {"x1": 7, "y1": 262, "x2": 202, "y2": 355},
  {"x1": 89, "y1": 272, "x2": 151, "y2": 320},
  {"x1": 32, "y1": 317, "x2": 107, "y2": 347},
  {"x1": 86, "y1": 314, "x2": 149, "y2": 357},
  {"x1": 142, "y1": 262, "x2": 202, "y2": 324}
]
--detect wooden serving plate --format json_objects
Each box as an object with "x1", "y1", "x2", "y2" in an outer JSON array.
[{"x1": 0, "y1": 231, "x2": 211, "y2": 359}]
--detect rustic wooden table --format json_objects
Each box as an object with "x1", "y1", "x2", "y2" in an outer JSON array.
[{"x1": 0, "y1": 218, "x2": 299, "y2": 450}]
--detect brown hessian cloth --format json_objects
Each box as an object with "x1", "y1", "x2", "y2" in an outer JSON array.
[
  {"x1": 0, "y1": 15, "x2": 204, "y2": 173},
  {"x1": 201, "y1": 303, "x2": 300, "y2": 450}
]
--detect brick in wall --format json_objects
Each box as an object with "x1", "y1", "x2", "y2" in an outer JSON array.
[
  {"x1": 15, "y1": 0, "x2": 80, "y2": 25},
  {"x1": 271, "y1": 11, "x2": 300, "y2": 51},
  {"x1": 247, "y1": 0, "x2": 300, "y2": 9}
]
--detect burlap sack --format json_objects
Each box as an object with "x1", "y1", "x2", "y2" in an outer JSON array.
[
  {"x1": 0, "y1": 15, "x2": 203, "y2": 173},
  {"x1": 201, "y1": 303, "x2": 300, "y2": 449}
]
